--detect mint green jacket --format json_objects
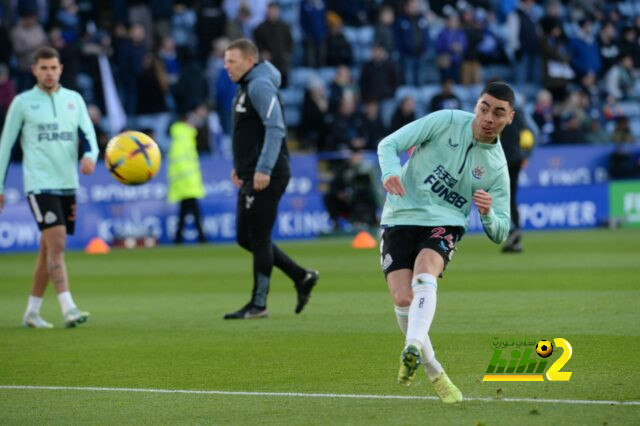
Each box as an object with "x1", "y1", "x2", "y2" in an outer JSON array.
[
  {"x1": 378, "y1": 109, "x2": 511, "y2": 243},
  {"x1": 0, "y1": 85, "x2": 98, "y2": 194}
]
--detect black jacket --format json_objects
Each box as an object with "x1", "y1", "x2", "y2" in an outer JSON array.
[{"x1": 232, "y1": 61, "x2": 290, "y2": 180}]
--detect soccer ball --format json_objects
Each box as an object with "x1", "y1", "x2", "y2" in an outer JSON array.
[
  {"x1": 535, "y1": 340, "x2": 554, "y2": 358},
  {"x1": 105, "y1": 131, "x2": 162, "y2": 185}
]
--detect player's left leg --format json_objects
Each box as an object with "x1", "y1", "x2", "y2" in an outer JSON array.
[
  {"x1": 41, "y1": 225, "x2": 89, "y2": 328},
  {"x1": 410, "y1": 249, "x2": 462, "y2": 402},
  {"x1": 23, "y1": 236, "x2": 53, "y2": 328}
]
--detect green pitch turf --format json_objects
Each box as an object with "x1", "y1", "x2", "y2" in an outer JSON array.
[{"x1": 1, "y1": 229, "x2": 639, "y2": 425}]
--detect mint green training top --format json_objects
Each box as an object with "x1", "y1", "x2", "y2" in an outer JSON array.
[
  {"x1": 0, "y1": 85, "x2": 99, "y2": 195},
  {"x1": 378, "y1": 109, "x2": 511, "y2": 244}
]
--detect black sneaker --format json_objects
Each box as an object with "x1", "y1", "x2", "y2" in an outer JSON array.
[
  {"x1": 294, "y1": 270, "x2": 319, "y2": 314},
  {"x1": 502, "y1": 243, "x2": 523, "y2": 253},
  {"x1": 223, "y1": 303, "x2": 268, "y2": 319}
]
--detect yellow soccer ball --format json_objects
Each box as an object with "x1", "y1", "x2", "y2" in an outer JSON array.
[
  {"x1": 105, "y1": 131, "x2": 162, "y2": 185},
  {"x1": 535, "y1": 340, "x2": 554, "y2": 358}
]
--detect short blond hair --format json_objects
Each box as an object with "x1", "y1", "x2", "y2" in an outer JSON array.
[{"x1": 226, "y1": 38, "x2": 258, "y2": 59}]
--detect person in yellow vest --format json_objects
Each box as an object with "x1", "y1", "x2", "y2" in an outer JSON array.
[{"x1": 167, "y1": 104, "x2": 207, "y2": 244}]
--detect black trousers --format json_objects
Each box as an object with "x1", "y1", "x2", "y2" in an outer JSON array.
[
  {"x1": 236, "y1": 178, "x2": 306, "y2": 308},
  {"x1": 175, "y1": 198, "x2": 206, "y2": 243},
  {"x1": 507, "y1": 162, "x2": 522, "y2": 232}
]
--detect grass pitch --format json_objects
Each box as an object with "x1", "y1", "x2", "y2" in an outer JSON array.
[{"x1": 1, "y1": 229, "x2": 639, "y2": 425}]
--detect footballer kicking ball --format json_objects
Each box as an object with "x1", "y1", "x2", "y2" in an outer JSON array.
[
  {"x1": 535, "y1": 340, "x2": 554, "y2": 358},
  {"x1": 105, "y1": 131, "x2": 162, "y2": 185}
]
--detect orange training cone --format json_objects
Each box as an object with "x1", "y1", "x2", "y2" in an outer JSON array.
[
  {"x1": 351, "y1": 231, "x2": 377, "y2": 249},
  {"x1": 85, "y1": 237, "x2": 110, "y2": 254}
]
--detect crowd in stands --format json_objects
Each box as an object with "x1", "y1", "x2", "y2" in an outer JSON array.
[{"x1": 1, "y1": 0, "x2": 640, "y2": 229}]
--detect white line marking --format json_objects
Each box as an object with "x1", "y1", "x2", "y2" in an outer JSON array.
[{"x1": 0, "y1": 386, "x2": 638, "y2": 406}]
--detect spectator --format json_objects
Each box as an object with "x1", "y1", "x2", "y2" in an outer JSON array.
[
  {"x1": 225, "y1": 3, "x2": 253, "y2": 40},
  {"x1": 611, "y1": 116, "x2": 635, "y2": 144},
  {"x1": 151, "y1": 0, "x2": 174, "y2": 38},
  {"x1": 113, "y1": 23, "x2": 148, "y2": 117},
  {"x1": 223, "y1": 0, "x2": 269, "y2": 33},
  {"x1": 10, "y1": 11, "x2": 47, "y2": 93},
  {"x1": 568, "y1": 17, "x2": 601, "y2": 79},
  {"x1": 215, "y1": 66, "x2": 236, "y2": 135},
  {"x1": 327, "y1": 0, "x2": 372, "y2": 26},
  {"x1": 552, "y1": 91, "x2": 588, "y2": 144},
  {"x1": 429, "y1": 78, "x2": 462, "y2": 112},
  {"x1": 532, "y1": 89, "x2": 554, "y2": 145},
  {"x1": 359, "y1": 44, "x2": 401, "y2": 103},
  {"x1": 0, "y1": 63, "x2": 16, "y2": 129},
  {"x1": 373, "y1": 5, "x2": 395, "y2": 54},
  {"x1": 324, "y1": 94, "x2": 364, "y2": 151},
  {"x1": 87, "y1": 104, "x2": 109, "y2": 159},
  {"x1": 136, "y1": 53, "x2": 171, "y2": 150},
  {"x1": 49, "y1": 27, "x2": 81, "y2": 93},
  {"x1": 389, "y1": 95, "x2": 416, "y2": 132},
  {"x1": 299, "y1": 0, "x2": 327, "y2": 68},
  {"x1": 323, "y1": 152, "x2": 380, "y2": 231},
  {"x1": 506, "y1": 0, "x2": 541, "y2": 86},
  {"x1": 171, "y1": 1, "x2": 198, "y2": 52},
  {"x1": 328, "y1": 65, "x2": 356, "y2": 113},
  {"x1": 205, "y1": 37, "x2": 229, "y2": 109},
  {"x1": 253, "y1": 3, "x2": 294, "y2": 88},
  {"x1": 0, "y1": 23, "x2": 11, "y2": 66},
  {"x1": 359, "y1": 100, "x2": 386, "y2": 150},
  {"x1": 54, "y1": 0, "x2": 82, "y2": 44},
  {"x1": 394, "y1": 0, "x2": 429, "y2": 86},
  {"x1": 540, "y1": 16, "x2": 574, "y2": 102},
  {"x1": 597, "y1": 21, "x2": 619, "y2": 77},
  {"x1": 619, "y1": 25, "x2": 640, "y2": 69},
  {"x1": 172, "y1": 49, "x2": 209, "y2": 122},
  {"x1": 325, "y1": 11, "x2": 353, "y2": 67},
  {"x1": 436, "y1": 9, "x2": 467, "y2": 83},
  {"x1": 195, "y1": 0, "x2": 227, "y2": 64},
  {"x1": 298, "y1": 76, "x2": 328, "y2": 150},
  {"x1": 604, "y1": 54, "x2": 638, "y2": 101},
  {"x1": 158, "y1": 35, "x2": 180, "y2": 85},
  {"x1": 460, "y1": 6, "x2": 484, "y2": 86}
]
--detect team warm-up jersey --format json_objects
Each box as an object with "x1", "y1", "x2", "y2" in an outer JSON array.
[
  {"x1": 0, "y1": 85, "x2": 98, "y2": 195},
  {"x1": 378, "y1": 109, "x2": 511, "y2": 243}
]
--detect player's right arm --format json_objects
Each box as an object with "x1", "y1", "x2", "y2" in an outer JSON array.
[
  {"x1": 0, "y1": 96, "x2": 25, "y2": 205},
  {"x1": 378, "y1": 110, "x2": 453, "y2": 190}
]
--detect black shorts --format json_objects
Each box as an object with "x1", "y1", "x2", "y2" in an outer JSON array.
[
  {"x1": 27, "y1": 193, "x2": 76, "y2": 235},
  {"x1": 380, "y1": 225, "x2": 464, "y2": 276}
]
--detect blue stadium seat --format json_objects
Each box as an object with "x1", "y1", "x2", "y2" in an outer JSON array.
[
  {"x1": 357, "y1": 26, "x2": 374, "y2": 45},
  {"x1": 285, "y1": 106, "x2": 301, "y2": 127},
  {"x1": 318, "y1": 67, "x2": 336, "y2": 84},
  {"x1": 281, "y1": 87, "x2": 304, "y2": 106},
  {"x1": 290, "y1": 67, "x2": 316, "y2": 88},
  {"x1": 420, "y1": 85, "x2": 440, "y2": 104},
  {"x1": 343, "y1": 27, "x2": 359, "y2": 45},
  {"x1": 395, "y1": 85, "x2": 418, "y2": 102},
  {"x1": 630, "y1": 120, "x2": 640, "y2": 141},
  {"x1": 618, "y1": 101, "x2": 640, "y2": 118}
]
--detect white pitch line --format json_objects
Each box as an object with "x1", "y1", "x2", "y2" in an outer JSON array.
[{"x1": 0, "y1": 385, "x2": 639, "y2": 406}]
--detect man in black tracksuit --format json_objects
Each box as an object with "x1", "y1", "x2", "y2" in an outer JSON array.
[
  {"x1": 499, "y1": 105, "x2": 536, "y2": 253},
  {"x1": 223, "y1": 38, "x2": 318, "y2": 319}
]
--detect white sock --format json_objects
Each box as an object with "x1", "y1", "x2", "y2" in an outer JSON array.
[
  {"x1": 394, "y1": 305, "x2": 409, "y2": 334},
  {"x1": 422, "y1": 335, "x2": 444, "y2": 381},
  {"x1": 25, "y1": 295, "x2": 43, "y2": 315},
  {"x1": 405, "y1": 273, "x2": 437, "y2": 347},
  {"x1": 57, "y1": 291, "x2": 76, "y2": 315}
]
